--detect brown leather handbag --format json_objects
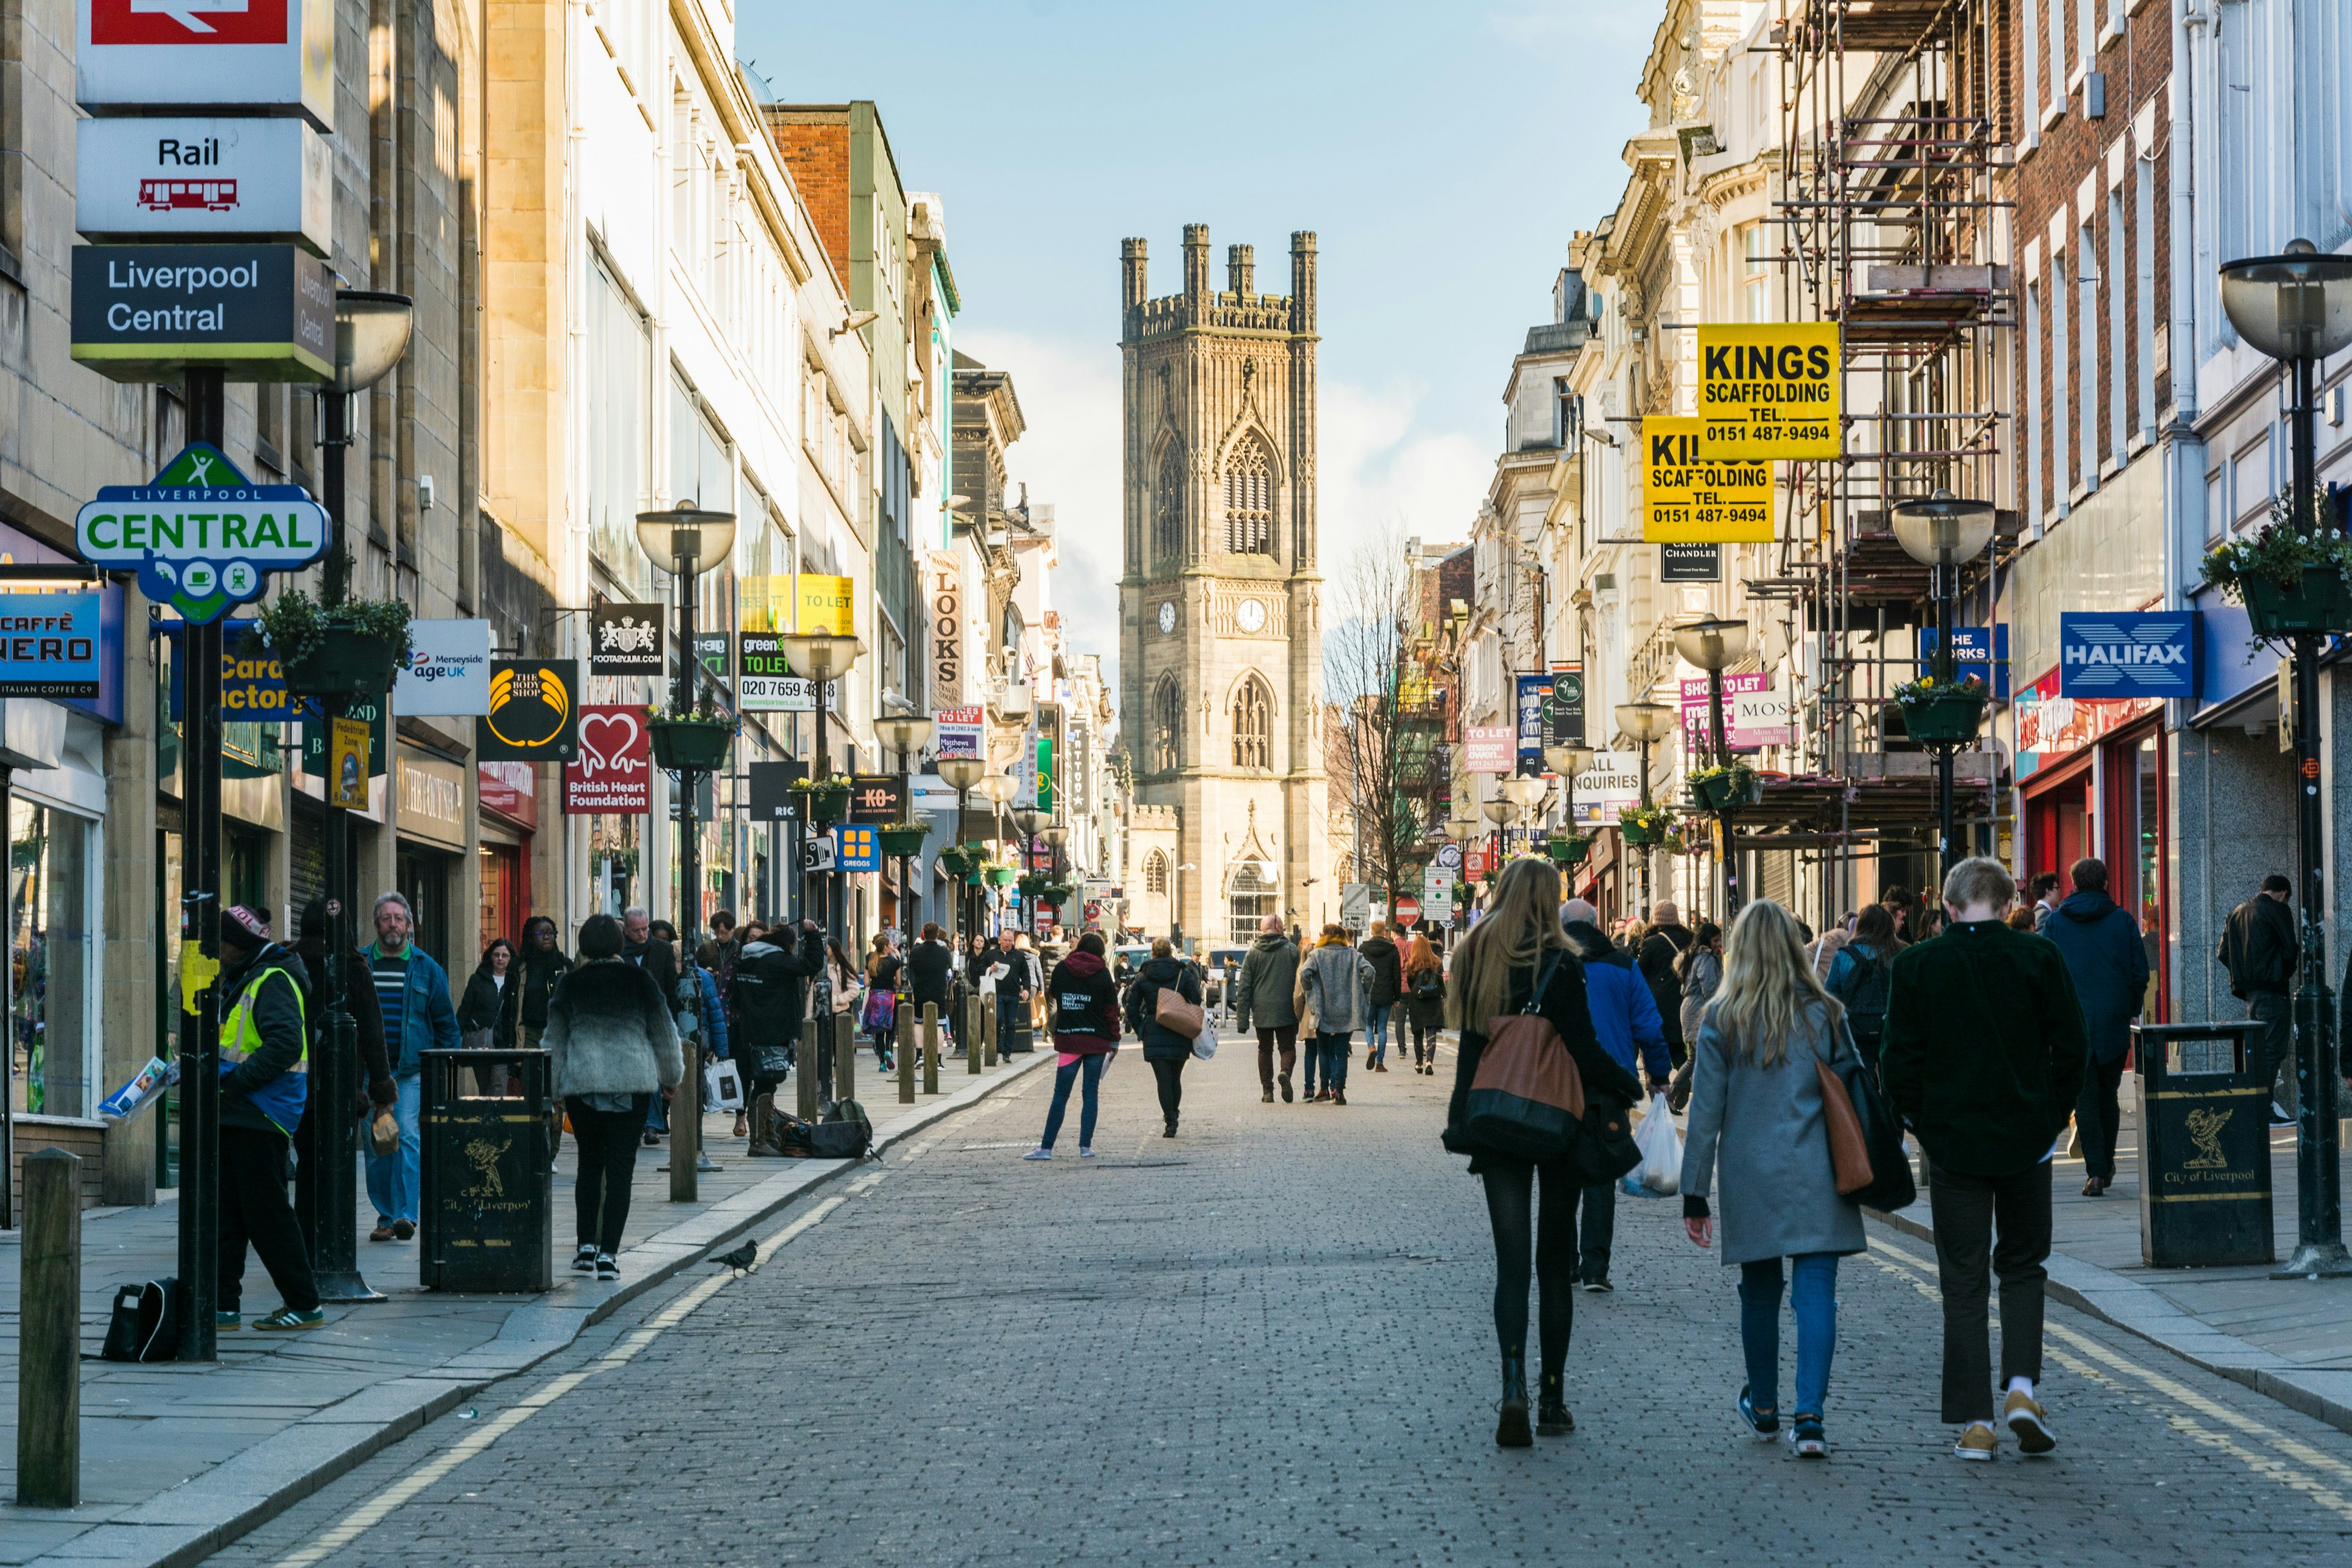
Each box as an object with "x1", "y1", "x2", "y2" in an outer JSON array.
[
  {"x1": 1815, "y1": 1055, "x2": 1874, "y2": 1194},
  {"x1": 1466, "y1": 952, "x2": 1621, "y2": 1171}
]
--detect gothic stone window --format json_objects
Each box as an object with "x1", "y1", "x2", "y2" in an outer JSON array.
[
  {"x1": 1227, "y1": 861, "x2": 1276, "y2": 945},
  {"x1": 1232, "y1": 675, "x2": 1272, "y2": 769},
  {"x1": 1153, "y1": 675, "x2": 1182, "y2": 772},
  {"x1": 1223, "y1": 439, "x2": 1275, "y2": 555},
  {"x1": 1152, "y1": 445, "x2": 1185, "y2": 568},
  {"x1": 1144, "y1": 851, "x2": 1169, "y2": 894}
]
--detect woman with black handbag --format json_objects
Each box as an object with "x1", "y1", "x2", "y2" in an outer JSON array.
[
  {"x1": 1678, "y1": 899, "x2": 1866, "y2": 1461},
  {"x1": 1441, "y1": 858, "x2": 1644, "y2": 1447}
]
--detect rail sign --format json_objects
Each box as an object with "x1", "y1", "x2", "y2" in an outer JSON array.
[
  {"x1": 1642, "y1": 417, "x2": 1773, "y2": 543},
  {"x1": 75, "y1": 442, "x2": 326, "y2": 624},
  {"x1": 76, "y1": 116, "x2": 330, "y2": 251},
  {"x1": 1695, "y1": 322, "x2": 1842, "y2": 461}
]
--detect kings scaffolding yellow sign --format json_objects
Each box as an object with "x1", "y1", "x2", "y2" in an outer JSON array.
[
  {"x1": 1642, "y1": 417, "x2": 1773, "y2": 543},
  {"x1": 1696, "y1": 322, "x2": 1841, "y2": 461}
]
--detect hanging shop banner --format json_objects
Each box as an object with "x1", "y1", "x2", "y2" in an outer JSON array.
[
  {"x1": 301, "y1": 690, "x2": 384, "y2": 775},
  {"x1": 190, "y1": 619, "x2": 293, "y2": 720},
  {"x1": 693, "y1": 632, "x2": 731, "y2": 695},
  {"x1": 2057, "y1": 611, "x2": 2198, "y2": 701},
  {"x1": 834, "y1": 824, "x2": 881, "y2": 873},
  {"x1": 393, "y1": 617, "x2": 491, "y2": 716},
  {"x1": 1514, "y1": 674, "x2": 1551, "y2": 777},
  {"x1": 1919, "y1": 624, "x2": 2012, "y2": 701},
  {"x1": 326, "y1": 716, "x2": 370, "y2": 809},
  {"x1": 477, "y1": 761, "x2": 535, "y2": 829},
  {"x1": 0, "y1": 594, "x2": 104, "y2": 698},
  {"x1": 746, "y1": 760, "x2": 805, "y2": 823},
  {"x1": 793, "y1": 574, "x2": 856, "y2": 635},
  {"x1": 77, "y1": 0, "x2": 336, "y2": 126},
  {"x1": 737, "y1": 633, "x2": 836, "y2": 712},
  {"x1": 1465, "y1": 724, "x2": 1515, "y2": 774},
  {"x1": 739, "y1": 576, "x2": 791, "y2": 635},
  {"x1": 927, "y1": 552, "x2": 964, "y2": 704},
  {"x1": 1037, "y1": 735, "x2": 1055, "y2": 815},
  {"x1": 1660, "y1": 541, "x2": 1722, "y2": 582},
  {"x1": 69, "y1": 245, "x2": 334, "y2": 384},
  {"x1": 1543, "y1": 666, "x2": 1586, "y2": 750},
  {"x1": 477, "y1": 658, "x2": 578, "y2": 762},
  {"x1": 934, "y1": 704, "x2": 984, "y2": 761},
  {"x1": 847, "y1": 775, "x2": 908, "y2": 823},
  {"x1": 1570, "y1": 751, "x2": 1643, "y2": 826},
  {"x1": 589, "y1": 602, "x2": 663, "y2": 675},
  {"x1": 1679, "y1": 673, "x2": 1793, "y2": 750},
  {"x1": 1695, "y1": 322, "x2": 1842, "y2": 461},
  {"x1": 75, "y1": 116, "x2": 331, "y2": 253},
  {"x1": 75, "y1": 443, "x2": 328, "y2": 622},
  {"x1": 1643, "y1": 417, "x2": 1773, "y2": 543},
  {"x1": 564, "y1": 704, "x2": 650, "y2": 815}
]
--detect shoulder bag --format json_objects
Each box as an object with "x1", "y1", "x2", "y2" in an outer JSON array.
[
  {"x1": 1464, "y1": 952, "x2": 1638, "y2": 1184},
  {"x1": 1815, "y1": 1017, "x2": 1917, "y2": 1211},
  {"x1": 1153, "y1": 977, "x2": 1205, "y2": 1039}
]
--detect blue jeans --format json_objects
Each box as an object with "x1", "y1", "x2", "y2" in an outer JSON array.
[
  {"x1": 1040, "y1": 1054, "x2": 1105, "y2": 1150},
  {"x1": 1301, "y1": 1033, "x2": 1321, "y2": 1096},
  {"x1": 1739, "y1": 1253, "x2": 1839, "y2": 1419},
  {"x1": 1318, "y1": 1032, "x2": 1351, "y2": 1095},
  {"x1": 364, "y1": 1071, "x2": 422, "y2": 1226},
  {"x1": 1365, "y1": 1004, "x2": 1393, "y2": 1066}
]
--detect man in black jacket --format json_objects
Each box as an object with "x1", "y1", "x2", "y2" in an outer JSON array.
[
  {"x1": 217, "y1": 906, "x2": 325, "y2": 1332},
  {"x1": 1881, "y1": 857, "x2": 2087, "y2": 1463},
  {"x1": 728, "y1": 919, "x2": 827, "y2": 1115},
  {"x1": 2220, "y1": 873, "x2": 2299, "y2": 1123},
  {"x1": 292, "y1": 895, "x2": 395, "y2": 1249},
  {"x1": 982, "y1": 929, "x2": 1036, "y2": 1055},
  {"x1": 1636, "y1": 901, "x2": 1694, "y2": 1064},
  {"x1": 907, "y1": 922, "x2": 957, "y2": 1039}
]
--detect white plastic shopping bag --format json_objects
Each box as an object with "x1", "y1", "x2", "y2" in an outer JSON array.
[
  {"x1": 1192, "y1": 1021, "x2": 1219, "y2": 1061},
  {"x1": 706, "y1": 1059, "x2": 745, "y2": 1112},
  {"x1": 1634, "y1": 1092, "x2": 1681, "y2": 1195}
]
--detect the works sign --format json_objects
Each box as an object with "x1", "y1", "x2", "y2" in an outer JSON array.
[{"x1": 2058, "y1": 611, "x2": 2199, "y2": 699}]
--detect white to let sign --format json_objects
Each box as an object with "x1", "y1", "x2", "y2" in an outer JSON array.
[
  {"x1": 1679, "y1": 674, "x2": 1793, "y2": 750},
  {"x1": 1570, "y1": 751, "x2": 1642, "y2": 826},
  {"x1": 77, "y1": 0, "x2": 334, "y2": 128},
  {"x1": 935, "y1": 704, "x2": 984, "y2": 761},
  {"x1": 77, "y1": 116, "x2": 330, "y2": 253},
  {"x1": 1465, "y1": 725, "x2": 1515, "y2": 774}
]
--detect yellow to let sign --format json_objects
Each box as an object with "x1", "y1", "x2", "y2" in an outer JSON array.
[
  {"x1": 793, "y1": 574, "x2": 856, "y2": 636},
  {"x1": 1642, "y1": 417, "x2": 1774, "y2": 542},
  {"x1": 1695, "y1": 322, "x2": 1842, "y2": 460}
]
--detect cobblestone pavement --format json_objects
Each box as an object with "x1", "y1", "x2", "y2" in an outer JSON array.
[{"x1": 208, "y1": 1038, "x2": 2352, "y2": 1567}]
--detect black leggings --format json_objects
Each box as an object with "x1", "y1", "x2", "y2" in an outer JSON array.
[
  {"x1": 1481, "y1": 1159, "x2": 1577, "y2": 1381},
  {"x1": 1150, "y1": 1056, "x2": 1186, "y2": 1123},
  {"x1": 1409, "y1": 1016, "x2": 1438, "y2": 1060},
  {"x1": 568, "y1": 1095, "x2": 649, "y2": 1254}
]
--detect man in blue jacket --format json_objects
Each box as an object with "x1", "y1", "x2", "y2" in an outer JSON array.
[
  {"x1": 2041, "y1": 858, "x2": 2150, "y2": 1198},
  {"x1": 1564, "y1": 899, "x2": 1672, "y2": 1292},
  {"x1": 363, "y1": 891, "x2": 461, "y2": 1242}
]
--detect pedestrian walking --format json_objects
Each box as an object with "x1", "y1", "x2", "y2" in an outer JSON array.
[
  {"x1": 1824, "y1": 904, "x2": 1902, "y2": 1063},
  {"x1": 2043, "y1": 858, "x2": 2151, "y2": 1196},
  {"x1": 1403, "y1": 930, "x2": 1446, "y2": 1074},
  {"x1": 1026, "y1": 931, "x2": 1122, "y2": 1159},
  {"x1": 1123, "y1": 937, "x2": 1203, "y2": 1137},
  {"x1": 363, "y1": 892, "x2": 459, "y2": 1244},
  {"x1": 458, "y1": 938, "x2": 519, "y2": 1096},
  {"x1": 215, "y1": 906, "x2": 325, "y2": 1332},
  {"x1": 1300, "y1": 924, "x2": 1373, "y2": 1106},
  {"x1": 864, "y1": 933, "x2": 903, "y2": 1070},
  {"x1": 981, "y1": 929, "x2": 1036, "y2": 1058},
  {"x1": 1561, "y1": 900, "x2": 1671, "y2": 1293},
  {"x1": 620, "y1": 905, "x2": 680, "y2": 997},
  {"x1": 1668, "y1": 921, "x2": 1724, "y2": 1108},
  {"x1": 2220, "y1": 873, "x2": 2298, "y2": 1124},
  {"x1": 1360, "y1": 919, "x2": 1403, "y2": 1071},
  {"x1": 290, "y1": 895, "x2": 394, "y2": 1247},
  {"x1": 1880, "y1": 856, "x2": 2086, "y2": 1461},
  {"x1": 1637, "y1": 900, "x2": 1695, "y2": 1066},
  {"x1": 2029, "y1": 872, "x2": 2064, "y2": 934},
  {"x1": 1234, "y1": 914, "x2": 1302, "y2": 1102},
  {"x1": 728, "y1": 919, "x2": 826, "y2": 1138},
  {"x1": 515, "y1": 916, "x2": 571, "y2": 1053},
  {"x1": 1441, "y1": 859, "x2": 1645, "y2": 1446},
  {"x1": 1679, "y1": 899, "x2": 1867, "y2": 1460},
  {"x1": 907, "y1": 922, "x2": 956, "y2": 1042},
  {"x1": 543, "y1": 913, "x2": 682, "y2": 1281}
]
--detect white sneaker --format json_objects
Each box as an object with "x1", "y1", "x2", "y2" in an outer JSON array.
[
  {"x1": 570, "y1": 1244, "x2": 598, "y2": 1275},
  {"x1": 1077, "y1": 1147, "x2": 1098, "y2": 1159},
  {"x1": 1022, "y1": 1147, "x2": 1052, "y2": 1161}
]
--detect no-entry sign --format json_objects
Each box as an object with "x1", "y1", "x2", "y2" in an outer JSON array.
[{"x1": 1393, "y1": 895, "x2": 1422, "y2": 927}]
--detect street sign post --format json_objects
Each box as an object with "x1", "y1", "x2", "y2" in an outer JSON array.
[{"x1": 75, "y1": 443, "x2": 328, "y2": 623}]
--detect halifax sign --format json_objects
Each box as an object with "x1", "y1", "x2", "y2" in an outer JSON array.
[{"x1": 2058, "y1": 611, "x2": 2199, "y2": 700}]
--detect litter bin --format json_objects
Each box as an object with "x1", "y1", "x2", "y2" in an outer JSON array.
[
  {"x1": 420, "y1": 1049, "x2": 556, "y2": 1292},
  {"x1": 2132, "y1": 1021, "x2": 2274, "y2": 1268}
]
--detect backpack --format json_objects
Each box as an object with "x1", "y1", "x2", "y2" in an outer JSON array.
[
  {"x1": 1412, "y1": 966, "x2": 1444, "y2": 1000},
  {"x1": 815, "y1": 1097, "x2": 875, "y2": 1159},
  {"x1": 1831, "y1": 948, "x2": 1893, "y2": 1044},
  {"x1": 102, "y1": 1277, "x2": 179, "y2": 1363}
]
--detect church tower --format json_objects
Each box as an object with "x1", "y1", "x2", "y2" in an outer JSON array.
[{"x1": 1119, "y1": 225, "x2": 1327, "y2": 948}]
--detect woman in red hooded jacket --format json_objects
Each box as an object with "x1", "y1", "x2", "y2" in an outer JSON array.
[{"x1": 1024, "y1": 932, "x2": 1122, "y2": 1161}]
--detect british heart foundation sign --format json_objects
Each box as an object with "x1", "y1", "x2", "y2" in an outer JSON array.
[{"x1": 564, "y1": 705, "x2": 649, "y2": 815}]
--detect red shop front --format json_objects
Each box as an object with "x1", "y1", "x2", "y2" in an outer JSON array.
[
  {"x1": 2014, "y1": 668, "x2": 2168, "y2": 1020},
  {"x1": 478, "y1": 761, "x2": 538, "y2": 949}
]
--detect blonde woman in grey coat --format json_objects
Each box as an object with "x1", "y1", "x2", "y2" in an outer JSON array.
[
  {"x1": 1298, "y1": 924, "x2": 1374, "y2": 1105},
  {"x1": 1679, "y1": 899, "x2": 1864, "y2": 1461}
]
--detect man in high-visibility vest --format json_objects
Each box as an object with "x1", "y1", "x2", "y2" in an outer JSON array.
[{"x1": 217, "y1": 905, "x2": 324, "y2": 1332}]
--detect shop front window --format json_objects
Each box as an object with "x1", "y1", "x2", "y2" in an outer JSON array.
[{"x1": 10, "y1": 800, "x2": 95, "y2": 1119}]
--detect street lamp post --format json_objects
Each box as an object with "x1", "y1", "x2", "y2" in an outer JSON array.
[
  {"x1": 636, "y1": 504, "x2": 737, "y2": 1202},
  {"x1": 937, "y1": 755, "x2": 988, "y2": 948},
  {"x1": 1615, "y1": 700, "x2": 1675, "y2": 918},
  {"x1": 2218, "y1": 237, "x2": 2352, "y2": 1279},
  {"x1": 1891, "y1": 490, "x2": 1997, "y2": 885},
  {"x1": 1501, "y1": 775, "x2": 1550, "y2": 864},
  {"x1": 876, "y1": 709, "x2": 934, "y2": 944},
  {"x1": 1042, "y1": 823, "x2": 1071, "y2": 932},
  {"x1": 1543, "y1": 745, "x2": 1593, "y2": 837},
  {"x1": 1012, "y1": 806, "x2": 1047, "y2": 937},
  {"x1": 775, "y1": 630, "x2": 865, "y2": 943},
  {"x1": 1674, "y1": 617, "x2": 1752, "y2": 916}
]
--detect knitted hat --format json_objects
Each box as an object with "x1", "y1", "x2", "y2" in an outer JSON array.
[{"x1": 225, "y1": 905, "x2": 273, "y2": 946}]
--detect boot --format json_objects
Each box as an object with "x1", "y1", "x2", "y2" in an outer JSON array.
[
  {"x1": 1536, "y1": 1371, "x2": 1573, "y2": 1436},
  {"x1": 1496, "y1": 1352, "x2": 1532, "y2": 1447}
]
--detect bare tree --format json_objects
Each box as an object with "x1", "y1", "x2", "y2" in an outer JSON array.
[{"x1": 1324, "y1": 520, "x2": 1446, "y2": 914}]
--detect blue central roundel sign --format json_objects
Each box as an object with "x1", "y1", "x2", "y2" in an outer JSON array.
[{"x1": 73, "y1": 442, "x2": 328, "y2": 625}]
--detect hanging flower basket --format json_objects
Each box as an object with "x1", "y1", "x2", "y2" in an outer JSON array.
[
  {"x1": 1687, "y1": 764, "x2": 1758, "y2": 812},
  {"x1": 648, "y1": 717, "x2": 736, "y2": 770},
  {"x1": 1893, "y1": 677, "x2": 1988, "y2": 744},
  {"x1": 938, "y1": 843, "x2": 981, "y2": 878},
  {"x1": 793, "y1": 777, "x2": 851, "y2": 824},
  {"x1": 987, "y1": 866, "x2": 1019, "y2": 888},
  {"x1": 1547, "y1": 834, "x2": 1592, "y2": 868},
  {"x1": 2241, "y1": 566, "x2": 2352, "y2": 638},
  {"x1": 244, "y1": 591, "x2": 413, "y2": 697},
  {"x1": 878, "y1": 824, "x2": 929, "y2": 858},
  {"x1": 1618, "y1": 805, "x2": 1674, "y2": 846},
  {"x1": 2202, "y1": 506, "x2": 2352, "y2": 640}
]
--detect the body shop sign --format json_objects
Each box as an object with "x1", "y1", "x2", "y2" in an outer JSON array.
[
  {"x1": 77, "y1": 0, "x2": 334, "y2": 127},
  {"x1": 75, "y1": 443, "x2": 327, "y2": 624}
]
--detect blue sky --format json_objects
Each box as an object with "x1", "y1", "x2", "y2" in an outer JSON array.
[{"x1": 737, "y1": 1, "x2": 1656, "y2": 666}]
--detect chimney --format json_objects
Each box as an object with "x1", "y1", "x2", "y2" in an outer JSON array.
[
  {"x1": 1227, "y1": 244, "x2": 1254, "y2": 296},
  {"x1": 1182, "y1": 224, "x2": 1211, "y2": 303},
  {"x1": 1121, "y1": 236, "x2": 1148, "y2": 317},
  {"x1": 1290, "y1": 232, "x2": 1317, "y2": 332}
]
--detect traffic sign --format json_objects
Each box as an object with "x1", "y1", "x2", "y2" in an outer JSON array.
[
  {"x1": 801, "y1": 834, "x2": 836, "y2": 873},
  {"x1": 75, "y1": 443, "x2": 326, "y2": 623},
  {"x1": 1695, "y1": 322, "x2": 1842, "y2": 460},
  {"x1": 1642, "y1": 417, "x2": 1772, "y2": 543},
  {"x1": 1393, "y1": 895, "x2": 1422, "y2": 927}
]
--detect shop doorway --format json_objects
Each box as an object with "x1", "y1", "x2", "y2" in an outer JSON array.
[{"x1": 396, "y1": 845, "x2": 456, "y2": 970}]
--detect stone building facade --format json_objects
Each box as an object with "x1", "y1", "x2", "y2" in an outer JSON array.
[{"x1": 1118, "y1": 225, "x2": 1328, "y2": 948}]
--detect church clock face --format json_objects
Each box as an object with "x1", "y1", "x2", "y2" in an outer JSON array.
[
  {"x1": 1235, "y1": 598, "x2": 1267, "y2": 633},
  {"x1": 1158, "y1": 601, "x2": 1178, "y2": 635}
]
